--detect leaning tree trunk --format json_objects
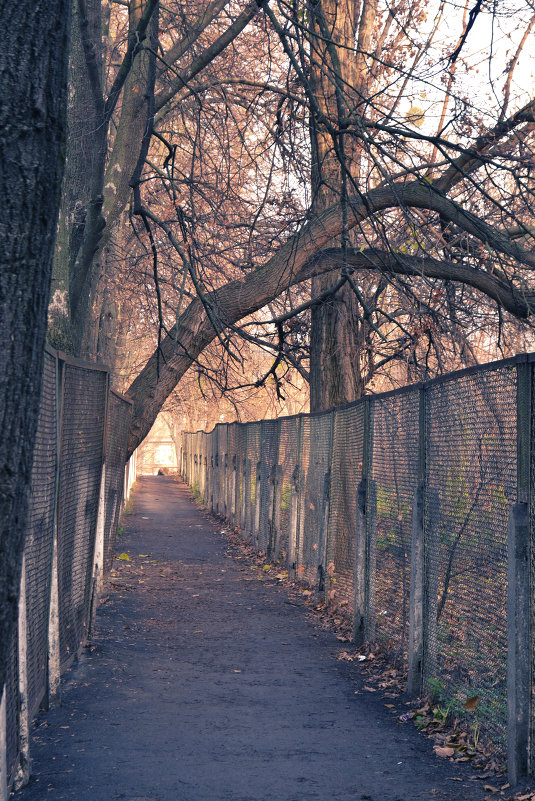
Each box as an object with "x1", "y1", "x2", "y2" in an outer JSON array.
[{"x1": 0, "y1": 0, "x2": 70, "y2": 690}]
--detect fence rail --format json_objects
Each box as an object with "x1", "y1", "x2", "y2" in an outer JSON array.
[
  {"x1": 181, "y1": 353, "x2": 535, "y2": 783},
  {"x1": 0, "y1": 347, "x2": 136, "y2": 798}
]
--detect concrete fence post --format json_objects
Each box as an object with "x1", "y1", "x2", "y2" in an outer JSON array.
[
  {"x1": 407, "y1": 485, "x2": 425, "y2": 696},
  {"x1": 92, "y1": 464, "x2": 107, "y2": 603},
  {"x1": 269, "y1": 465, "x2": 283, "y2": 559},
  {"x1": 266, "y1": 465, "x2": 276, "y2": 557},
  {"x1": 423, "y1": 488, "x2": 440, "y2": 689},
  {"x1": 209, "y1": 454, "x2": 214, "y2": 511},
  {"x1": 254, "y1": 460, "x2": 262, "y2": 547},
  {"x1": 353, "y1": 399, "x2": 373, "y2": 644},
  {"x1": 353, "y1": 476, "x2": 368, "y2": 644},
  {"x1": 242, "y1": 458, "x2": 251, "y2": 534},
  {"x1": 287, "y1": 417, "x2": 303, "y2": 578},
  {"x1": 234, "y1": 454, "x2": 241, "y2": 530},
  {"x1": 316, "y1": 467, "x2": 331, "y2": 601},
  {"x1": 408, "y1": 386, "x2": 426, "y2": 696},
  {"x1": 507, "y1": 502, "x2": 530, "y2": 785},
  {"x1": 223, "y1": 452, "x2": 229, "y2": 518},
  {"x1": 288, "y1": 464, "x2": 300, "y2": 579},
  {"x1": 14, "y1": 555, "x2": 30, "y2": 789},
  {"x1": 366, "y1": 477, "x2": 377, "y2": 643},
  {"x1": 47, "y1": 352, "x2": 64, "y2": 710},
  {"x1": 507, "y1": 359, "x2": 531, "y2": 784},
  {"x1": 214, "y1": 451, "x2": 219, "y2": 515},
  {"x1": 87, "y1": 373, "x2": 110, "y2": 643},
  {"x1": 48, "y1": 525, "x2": 61, "y2": 707},
  {"x1": 204, "y1": 455, "x2": 209, "y2": 506},
  {"x1": 231, "y1": 453, "x2": 238, "y2": 526},
  {"x1": 318, "y1": 412, "x2": 336, "y2": 602},
  {"x1": 0, "y1": 685, "x2": 7, "y2": 801}
]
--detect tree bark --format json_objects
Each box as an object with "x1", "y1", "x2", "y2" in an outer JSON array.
[
  {"x1": 0, "y1": 0, "x2": 70, "y2": 690},
  {"x1": 308, "y1": 0, "x2": 369, "y2": 411},
  {"x1": 49, "y1": 0, "x2": 102, "y2": 353}
]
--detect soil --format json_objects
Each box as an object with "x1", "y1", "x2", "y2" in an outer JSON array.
[{"x1": 14, "y1": 475, "x2": 490, "y2": 801}]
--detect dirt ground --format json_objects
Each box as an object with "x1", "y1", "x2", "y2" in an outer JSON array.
[{"x1": 14, "y1": 475, "x2": 491, "y2": 801}]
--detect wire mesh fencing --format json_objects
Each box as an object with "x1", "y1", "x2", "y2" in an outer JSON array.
[
  {"x1": 1, "y1": 347, "x2": 133, "y2": 796},
  {"x1": 181, "y1": 353, "x2": 535, "y2": 781}
]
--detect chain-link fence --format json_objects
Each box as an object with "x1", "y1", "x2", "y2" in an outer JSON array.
[
  {"x1": 1, "y1": 347, "x2": 134, "y2": 795},
  {"x1": 181, "y1": 354, "x2": 535, "y2": 782}
]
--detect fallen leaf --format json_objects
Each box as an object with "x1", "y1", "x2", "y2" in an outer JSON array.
[
  {"x1": 463, "y1": 696, "x2": 479, "y2": 711},
  {"x1": 364, "y1": 686, "x2": 377, "y2": 692},
  {"x1": 118, "y1": 553, "x2": 130, "y2": 561},
  {"x1": 483, "y1": 786, "x2": 499, "y2": 793},
  {"x1": 337, "y1": 651, "x2": 354, "y2": 661},
  {"x1": 434, "y1": 746, "x2": 455, "y2": 758},
  {"x1": 138, "y1": 554, "x2": 150, "y2": 558}
]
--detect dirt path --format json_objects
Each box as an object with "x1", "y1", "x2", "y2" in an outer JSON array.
[{"x1": 15, "y1": 476, "x2": 488, "y2": 801}]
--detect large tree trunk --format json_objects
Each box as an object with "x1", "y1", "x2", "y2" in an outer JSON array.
[
  {"x1": 49, "y1": 0, "x2": 103, "y2": 354},
  {"x1": 0, "y1": 0, "x2": 70, "y2": 689},
  {"x1": 308, "y1": 0, "x2": 376, "y2": 410}
]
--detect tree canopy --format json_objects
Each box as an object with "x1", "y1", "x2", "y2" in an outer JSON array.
[{"x1": 47, "y1": 0, "x2": 535, "y2": 454}]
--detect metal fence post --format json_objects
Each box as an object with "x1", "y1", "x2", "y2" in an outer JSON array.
[{"x1": 507, "y1": 359, "x2": 531, "y2": 784}]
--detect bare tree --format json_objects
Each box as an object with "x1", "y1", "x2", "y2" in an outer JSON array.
[{"x1": 44, "y1": 0, "x2": 535, "y2": 453}]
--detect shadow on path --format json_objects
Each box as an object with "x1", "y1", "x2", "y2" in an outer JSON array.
[{"x1": 15, "y1": 476, "x2": 487, "y2": 801}]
